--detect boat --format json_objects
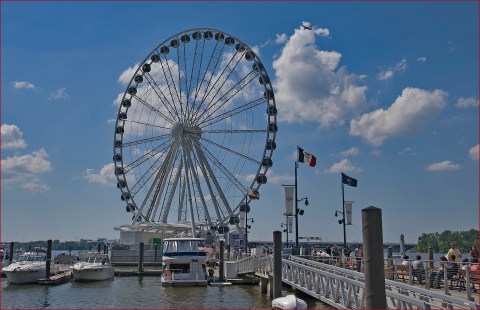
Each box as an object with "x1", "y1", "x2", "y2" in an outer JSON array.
[
  {"x1": 272, "y1": 295, "x2": 307, "y2": 310},
  {"x1": 2, "y1": 252, "x2": 59, "y2": 284},
  {"x1": 161, "y1": 237, "x2": 208, "y2": 286},
  {"x1": 71, "y1": 252, "x2": 114, "y2": 282}
]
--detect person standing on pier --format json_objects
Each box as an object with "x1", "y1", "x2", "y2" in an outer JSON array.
[
  {"x1": 447, "y1": 242, "x2": 462, "y2": 262},
  {"x1": 354, "y1": 245, "x2": 363, "y2": 272},
  {"x1": 470, "y1": 245, "x2": 478, "y2": 263}
]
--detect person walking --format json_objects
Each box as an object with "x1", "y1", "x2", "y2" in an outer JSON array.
[{"x1": 447, "y1": 242, "x2": 462, "y2": 262}]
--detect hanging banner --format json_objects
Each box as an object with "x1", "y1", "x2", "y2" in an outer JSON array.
[
  {"x1": 285, "y1": 186, "x2": 294, "y2": 216},
  {"x1": 239, "y1": 211, "x2": 246, "y2": 229},
  {"x1": 345, "y1": 201, "x2": 353, "y2": 225},
  {"x1": 287, "y1": 216, "x2": 293, "y2": 233}
]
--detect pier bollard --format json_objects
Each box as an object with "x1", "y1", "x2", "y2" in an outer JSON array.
[
  {"x1": 428, "y1": 247, "x2": 433, "y2": 270},
  {"x1": 138, "y1": 242, "x2": 144, "y2": 274},
  {"x1": 219, "y1": 240, "x2": 225, "y2": 281},
  {"x1": 46, "y1": 239, "x2": 52, "y2": 279},
  {"x1": 273, "y1": 230, "x2": 282, "y2": 299},
  {"x1": 9, "y1": 242, "x2": 14, "y2": 264},
  {"x1": 362, "y1": 206, "x2": 387, "y2": 309}
]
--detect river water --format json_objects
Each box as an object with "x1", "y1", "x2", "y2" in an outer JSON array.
[{"x1": 1, "y1": 276, "x2": 330, "y2": 309}]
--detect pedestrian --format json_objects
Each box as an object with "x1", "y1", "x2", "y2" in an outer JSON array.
[
  {"x1": 470, "y1": 245, "x2": 478, "y2": 263},
  {"x1": 446, "y1": 242, "x2": 462, "y2": 262},
  {"x1": 354, "y1": 245, "x2": 363, "y2": 272}
]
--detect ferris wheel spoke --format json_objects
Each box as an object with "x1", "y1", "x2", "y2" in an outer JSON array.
[
  {"x1": 126, "y1": 141, "x2": 173, "y2": 196},
  {"x1": 123, "y1": 119, "x2": 171, "y2": 131},
  {"x1": 197, "y1": 70, "x2": 260, "y2": 126},
  {"x1": 143, "y1": 72, "x2": 180, "y2": 122},
  {"x1": 178, "y1": 38, "x2": 189, "y2": 121},
  {"x1": 122, "y1": 134, "x2": 170, "y2": 148},
  {"x1": 186, "y1": 36, "x2": 205, "y2": 122},
  {"x1": 131, "y1": 93, "x2": 176, "y2": 125},
  {"x1": 123, "y1": 138, "x2": 172, "y2": 174},
  {"x1": 196, "y1": 136, "x2": 260, "y2": 166},
  {"x1": 199, "y1": 97, "x2": 266, "y2": 128},
  {"x1": 199, "y1": 129, "x2": 269, "y2": 134},
  {"x1": 192, "y1": 142, "x2": 235, "y2": 220},
  {"x1": 192, "y1": 49, "x2": 245, "y2": 124},
  {"x1": 158, "y1": 55, "x2": 182, "y2": 117},
  {"x1": 132, "y1": 141, "x2": 180, "y2": 222},
  {"x1": 190, "y1": 41, "x2": 225, "y2": 124},
  {"x1": 160, "y1": 157, "x2": 183, "y2": 223}
]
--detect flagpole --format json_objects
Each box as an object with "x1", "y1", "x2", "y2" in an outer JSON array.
[
  {"x1": 342, "y1": 183, "x2": 347, "y2": 249},
  {"x1": 295, "y1": 161, "x2": 299, "y2": 248}
]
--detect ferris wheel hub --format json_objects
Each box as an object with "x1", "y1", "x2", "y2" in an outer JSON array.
[{"x1": 170, "y1": 122, "x2": 184, "y2": 139}]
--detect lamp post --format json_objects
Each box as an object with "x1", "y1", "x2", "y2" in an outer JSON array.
[
  {"x1": 334, "y1": 210, "x2": 346, "y2": 249},
  {"x1": 280, "y1": 223, "x2": 289, "y2": 248},
  {"x1": 245, "y1": 217, "x2": 254, "y2": 254}
]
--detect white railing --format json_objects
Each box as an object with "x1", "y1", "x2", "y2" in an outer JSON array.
[{"x1": 236, "y1": 255, "x2": 479, "y2": 309}]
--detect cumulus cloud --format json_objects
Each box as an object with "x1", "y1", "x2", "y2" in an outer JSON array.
[
  {"x1": 1, "y1": 148, "x2": 52, "y2": 192},
  {"x1": 469, "y1": 144, "x2": 479, "y2": 161},
  {"x1": 416, "y1": 57, "x2": 427, "y2": 63},
  {"x1": 455, "y1": 97, "x2": 478, "y2": 109},
  {"x1": 48, "y1": 87, "x2": 69, "y2": 100},
  {"x1": 2, "y1": 124, "x2": 27, "y2": 149},
  {"x1": 83, "y1": 163, "x2": 117, "y2": 185},
  {"x1": 275, "y1": 33, "x2": 288, "y2": 44},
  {"x1": 398, "y1": 147, "x2": 416, "y2": 156},
  {"x1": 426, "y1": 160, "x2": 461, "y2": 171},
  {"x1": 325, "y1": 159, "x2": 363, "y2": 174},
  {"x1": 118, "y1": 63, "x2": 140, "y2": 86},
  {"x1": 377, "y1": 58, "x2": 407, "y2": 81},
  {"x1": 350, "y1": 87, "x2": 448, "y2": 146},
  {"x1": 13, "y1": 81, "x2": 36, "y2": 90},
  {"x1": 2, "y1": 148, "x2": 51, "y2": 173},
  {"x1": 339, "y1": 147, "x2": 359, "y2": 158},
  {"x1": 272, "y1": 24, "x2": 367, "y2": 128}
]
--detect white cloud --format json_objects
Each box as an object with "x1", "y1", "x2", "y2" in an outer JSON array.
[
  {"x1": 377, "y1": 58, "x2": 407, "y2": 81},
  {"x1": 118, "y1": 63, "x2": 140, "y2": 86},
  {"x1": 339, "y1": 147, "x2": 359, "y2": 158},
  {"x1": 350, "y1": 87, "x2": 448, "y2": 146},
  {"x1": 1, "y1": 148, "x2": 51, "y2": 173},
  {"x1": 13, "y1": 81, "x2": 36, "y2": 90},
  {"x1": 325, "y1": 159, "x2": 363, "y2": 174},
  {"x1": 1, "y1": 124, "x2": 27, "y2": 149},
  {"x1": 426, "y1": 160, "x2": 461, "y2": 171},
  {"x1": 275, "y1": 33, "x2": 288, "y2": 44},
  {"x1": 398, "y1": 147, "x2": 416, "y2": 156},
  {"x1": 83, "y1": 163, "x2": 117, "y2": 185},
  {"x1": 416, "y1": 57, "x2": 427, "y2": 63},
  {"x1": 1, "y1": 149, "x2": 51, "y2": 192},
  {"x1": 273, "y1": 24, "x2": 367, "y2": 128},
  {"x1": 455, "y1": 97, "x2": 478, "y2": 109},
  {"x1": 469, "y1": 144, "x2": 479, "y2": 161},
  {"x1": 48, "y1": 88, "x2": 69, "y2": 100}
]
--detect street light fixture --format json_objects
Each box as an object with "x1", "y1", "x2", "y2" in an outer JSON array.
[
  {"x1": 334, "y1": 210, "x2": 346, "y2": 248},
  {"x1": 245, "y1": 217, "x2": 254, "y2": 254}
]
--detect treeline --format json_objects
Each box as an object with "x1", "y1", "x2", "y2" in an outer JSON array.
[
  {"x1": 5, "y1": 240, "x2": 96, "y2": 251},
  {"x1": 412, "y1": 229, "x2": 478, "y2": 253}
]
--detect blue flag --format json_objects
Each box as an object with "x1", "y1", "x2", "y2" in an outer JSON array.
[{"x1": 341, "y1": 172, "x2": 357, "y2": 187}]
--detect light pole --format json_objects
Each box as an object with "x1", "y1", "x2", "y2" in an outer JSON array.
[
  {"x1": 334, "y1": 210, "x2": 346, "y2": 249},
  {"x1": 245, "y1": 217, "x2": 254, "y2": 254},
  {"x1": 280, "y1": 223, "x2": 289, "y2": 248}
]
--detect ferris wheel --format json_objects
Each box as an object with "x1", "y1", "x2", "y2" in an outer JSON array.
[{"x1": 113, "y1": 28, "x2": 277, "y2": 237}]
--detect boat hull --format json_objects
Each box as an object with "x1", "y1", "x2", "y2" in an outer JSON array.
[
  {"x1": 3, "y1": 268, "x2": 45, "y2": 284},
  {"x1": 72, "y1": 267, "x2": 114, "y2": 282}
]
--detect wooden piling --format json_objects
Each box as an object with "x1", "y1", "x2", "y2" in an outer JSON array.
[
  {"x1": 362, "y1": 206, "x2": 387, "y2": 309},
  {"x1": 9, "y1": 242, "x2": 14, "y2": 264},
  {"x1": 138, "y1": 242, "x2": 144, "y2": 274},
  {"x1": 154, "y1": 243, "x2": 158, "y2": 262},
  {"x1": 46, "y1": 239, "x2": 52, "y2": 280},
  {"x1": 273, "y1": 230, "x2": 282, "y2": 299},
  {"x1": 428, "y1": 247, "x2": 434, "y2": 269},
  {"x1": 219, "y1": 240, "x2": 225, "y2": 282}
]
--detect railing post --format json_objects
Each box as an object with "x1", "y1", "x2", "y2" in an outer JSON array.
[{"x1": 362, "y1": 206, "x2": 387, "y2": 309}]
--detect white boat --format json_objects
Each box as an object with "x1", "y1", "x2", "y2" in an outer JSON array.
[
  {"x1": 2, "y1": 252, "x2": 59, "y2": 284},
  {"x1": 161, "y1": 237, "x2": 208, "y2": 286},
  {"x1": 272, "y1": 295, "x2": 307, "y2": 310},
  {"x1": 71, "y1": 253, "x2": 114, "y2": 282}
]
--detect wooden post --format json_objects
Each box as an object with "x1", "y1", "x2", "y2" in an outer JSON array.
[
  {"x1": 219, "y1": 240, "x2": 225, "y2": 282},
  {"x1": 46, "y1": 239, "x2": 52, "y2": 279},
  {"x1": 97, "y1": 243, "x2": 101, "y2": 253},
  {"x1": 273, "y1": 230, "x2": 282, "y2": 299},
  {"x1": 138, "y1": 242, "x2": 144, "y2": 274},
  {"x1": 362, "y1": 206, "x2": 386, "y2": 309},
  {"x1": 428, "y1": 247, "x2": 434, "y2": 269},
  {"x1": 9, "y1": 242, "x2": 14, "y2": 264}
]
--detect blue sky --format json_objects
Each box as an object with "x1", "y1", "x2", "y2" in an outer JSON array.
[{"x1": 1, "y1": 2, "x2": 478, "y2": 245}]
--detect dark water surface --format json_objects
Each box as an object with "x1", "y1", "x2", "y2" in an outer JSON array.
[{"x1": 2, "y1": 276, "x2": 330, "y2": 309}]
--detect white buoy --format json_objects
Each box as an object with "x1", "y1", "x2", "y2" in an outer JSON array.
[{"x1": 272, "y1": 295, "x2": 307, "y2": 309}]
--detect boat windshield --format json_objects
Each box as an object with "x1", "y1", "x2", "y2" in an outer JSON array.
[
  {"x1": 163, "y1": 240, "x2": 206, "y2": 256},
  {"x1": 17, "y1": 255, "x2": 46, "y2": 262}
]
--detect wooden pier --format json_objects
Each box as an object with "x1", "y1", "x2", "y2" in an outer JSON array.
[{"x1": 38, "y1": 270, "x2": 72, "y2": 285}]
